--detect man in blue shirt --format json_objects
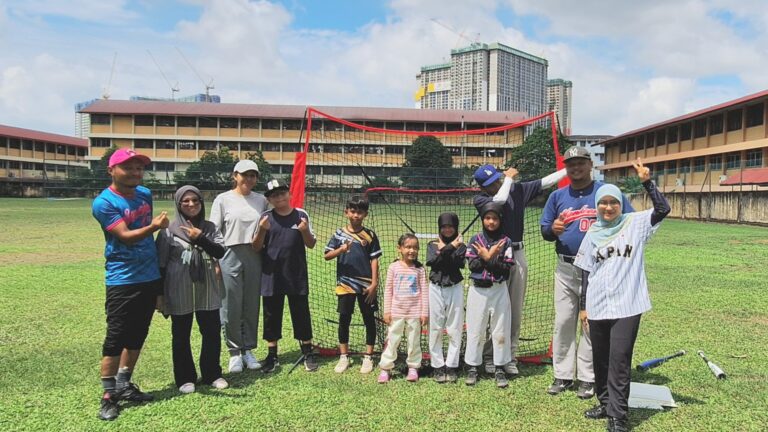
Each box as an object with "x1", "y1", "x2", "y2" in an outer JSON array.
[
  {"x1": 91, "y1": 148, "x2": 169, "y2": 421},
  {"x1": 540, "y1": 146, "x2": 633, "y2": 399}
]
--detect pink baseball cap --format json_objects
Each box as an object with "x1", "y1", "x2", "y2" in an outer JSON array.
[{"x1": 109, "y1": 148, "x2": 152, "y2": 168}]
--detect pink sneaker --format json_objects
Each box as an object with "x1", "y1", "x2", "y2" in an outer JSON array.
[
  {"x1": 378, "y1": 370, "x2": 391, "y2": 383},
  {"x1": 406, "y1": 368, "x2": 419, "y2": 382}
]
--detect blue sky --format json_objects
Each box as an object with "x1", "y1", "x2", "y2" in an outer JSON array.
[{"x1": 1, "y1": 0, "x2": 767, "y2": 136}]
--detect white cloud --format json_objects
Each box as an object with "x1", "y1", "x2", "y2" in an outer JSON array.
[
  {"x1": 4, "y1": 0, "x2": 139, "y2": 23},
  {"x1": 1, "y1": 0, "x2": 767, "y2": 137}
]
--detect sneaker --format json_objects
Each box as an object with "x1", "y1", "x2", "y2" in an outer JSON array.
[
  {"x1": 360, "y1": 355, "x2": 374, "y2": 374},
  {"x1": 577, "y1": 381, "x2": 595, "y2": 399},
  {"x1": 503, "y1": 362, "x2": 519, "y2": 376},
  {"x1": 98, "y1": 392, "x2": 119, "y2": 421},
  {"x1": 446, "y1": 367, "x2": 459, "y2": 383},
  {"x1": 114, "y1": 382, "x2": 154, "y2": 402},
  {"x1": 465, "y1": 366, "x2": 478, "y2": 386},
  {"x1": 433, "y1": 366, "x2": 447, "y2": 383},
  {"x1": 607, "y1": 416, "x2": 629, "y2": 432},
  {"x1": 242, "y1": 350, "x2": 262, "y2": 370},
  {"x1": 261, "y1": 354, "x2": 279, "y2": 373},
  {"x1": 495, "y1": 368, "x2": 509, "y2": 388},
  {"x1": 334, "y1": 355, "x2": 351, "y2": 373},
  {"x1": 377, "y1": 370, "x2": 391, "y2": 383},
  {"x1": 228, "y1": 355, "x2": 244, "y2": 373},
  {"x1": 547, "y1": 378, "x2": 574, "y2": 395},
  {"x1": 406, "y1": 368, "x2": 419, "y2": 382},
  {"x1": 179, "y1": 382, "x2": 195, "y2": 394},
  {"x1": 584, "y1": 404, "x2": 607, "y2": 420},
  {"x1": 304, "y1": 351, "x2": 319, "y2": 372},
  {"x1": 483, "y1": 359, "x2": 495, "y2": 375},
  {"x1": 211, "y1": 378, "x2": 229, "y2": 389}
]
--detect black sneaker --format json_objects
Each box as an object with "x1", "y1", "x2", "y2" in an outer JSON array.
[
  {"x1": 495, "y1": 368, "x2": 509, "y2": 388},
  {"x1": 261, "y1": 355, "x2": 279, "y2": 373},
  {"x1": 576, "y1": 381, "x2": 595, "y2": 399},
  {"x1": 465, "y1": 366, "x2": 478, "y2": 386},
  {"x1": 98, "y1": 392, "x2": 119, "y2": 421},
  {"x1": 433, "y1": 366, "x2": 447, "y2": 384},
  {"x1": 584, "y1": 404, "x2": 607, "y2": 420},
  {"x1": 446, "y1": 367, "x2": 458, "y2": 383},
  {"x1": 114, "y1": 382, "x2": 154, "y2": 402},
  {"x1": 607, "y1": 416, "x2": 629, "y2": 432},
  {"x1": 304, "y1": 351, "x2": 319, "y2": 372},
  {"x1": 483, "y1": 359, "x2": 495, "y2": 375},
  {"x1": 546, "y1": 378, "x2": 573, "y2": 395}
]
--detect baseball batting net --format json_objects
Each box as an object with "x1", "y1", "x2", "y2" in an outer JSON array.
[{"x1": 291, "y1": 108, "x2": 564, "y2": 363}]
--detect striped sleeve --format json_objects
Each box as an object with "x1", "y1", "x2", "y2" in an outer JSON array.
[{"x1": 383, "y1": 263, "x2": 395, "y2": 316}]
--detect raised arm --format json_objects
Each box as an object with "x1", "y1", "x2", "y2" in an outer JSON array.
[
  {"x1": 633, "y1": 158, "x2": 670, "y2": 226},
  {"x1": 541, "y1": 168, "x2": 567, "y2": 189},
  {"x1": 492, "y1": 167, "x2": 518, "y2": 202}
]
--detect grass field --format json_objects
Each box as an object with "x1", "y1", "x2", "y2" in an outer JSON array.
[{"x1": 0, "y1": 197, "x2": 767, "y2": 431}]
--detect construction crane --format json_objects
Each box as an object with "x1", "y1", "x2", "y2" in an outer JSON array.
[
  {"x1": 147, "y1": 50, "x2": 180, "y2": 100},
  {"x1": 430, "y1": 18, "x2": 481, "y2": 49},
  {"x1": 175, "y1": 47, "x2": 215, "y2": 101},
  {"x1": 102, "y1": 52, "x2": 117, "y2": 100}
]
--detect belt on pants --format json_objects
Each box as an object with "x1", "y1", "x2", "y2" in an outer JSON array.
[
  {"x1": 559, "y1": 254, "x2": 576, "y2": 264},
  {"x1": 511, "y1": 242, "x2": 523, "y2": 251}
]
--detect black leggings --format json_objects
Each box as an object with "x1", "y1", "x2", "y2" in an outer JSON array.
[{"x1": 337, "y1": 312, "x2": 377, "y2": 346}]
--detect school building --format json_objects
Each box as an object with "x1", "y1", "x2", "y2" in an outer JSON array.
[
  {"x1": 600, "y1": 90, "x2": 768, "y2": 192},
  {"x1": 79, "y1": 99, "x2": 530, "y2": 185},
  {"x1": 0, "y1": 124, "x2": 89, "y2": 195}
]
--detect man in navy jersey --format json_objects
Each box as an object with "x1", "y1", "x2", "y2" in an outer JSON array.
[
  {"x1": 540, "y1": 146, "x2": 634, "y2": 399},
  {"x1": 474, "y1": 164, "x2": 565, "y2": 376},
  {"x1": 92, "y1": 148, "x2": 169, "y2": 420}
]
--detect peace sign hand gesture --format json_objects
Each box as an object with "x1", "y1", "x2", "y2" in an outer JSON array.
[
  {"x1": 632, "y1": 158, "x2": 651, "y2": 182},
  {"x1": 180, "y1": 220, "x2": 202, "y2": 241}
]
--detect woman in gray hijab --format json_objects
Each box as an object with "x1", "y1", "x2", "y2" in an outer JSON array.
[{"x1": 156, "y1": 185, "x2": 228, "y2": 393}]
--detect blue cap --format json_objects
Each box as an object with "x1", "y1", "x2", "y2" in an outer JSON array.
[{"x1": 473, "y1": 164, "x2": 502, "y2": 187}]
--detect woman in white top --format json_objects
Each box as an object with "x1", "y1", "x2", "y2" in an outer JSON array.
[
  {"x1": 574, "y1": 159, "x2": 670, "y2": 432},
  {"x1": 209, "y1": 160, "x2": 268, "y2": 373}
]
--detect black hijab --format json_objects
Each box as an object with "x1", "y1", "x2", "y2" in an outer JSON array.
[
  {"x1": 437, "y1": 212, "x2": 459, "y2": 243},
  {"x1": 479, "y1": 201, "x2": 504, "y2": 241}
]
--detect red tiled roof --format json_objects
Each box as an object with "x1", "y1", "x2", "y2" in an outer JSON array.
[
  {"x1": 604, "y1": 88, "x2": 768, "y2": 145},
  {"x1": 80, "y1": 99, "x2": 528, "y2": 124},
  {"x1": 720, "y1": 167, "x2": 768, "y2": 185},
  {"x1": 0, "y1": 124, "x2": 88, "y2": 147}
]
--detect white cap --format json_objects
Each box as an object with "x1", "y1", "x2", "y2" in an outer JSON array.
[{"x1": 233, "y1": 159, "x2": 259, "y2": 174}]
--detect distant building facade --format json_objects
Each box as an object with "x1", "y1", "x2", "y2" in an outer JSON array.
[
  {"x1": 548, "y1": 79, "x2": 572, "y2": 135},
  {"x1": 416, "y1": 42, "x2": 548, "y2": 118}
]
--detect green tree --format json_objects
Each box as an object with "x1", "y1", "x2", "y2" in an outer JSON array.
[
  {"x1": 402, "y1": 135, "x2": 459, "y2": 188},
  {"x1": 506, "y1": 127, "x2": 572, "y2": 182},
  {"x1": 618, "y1": 175, "x2": 644, "y2": 194}
]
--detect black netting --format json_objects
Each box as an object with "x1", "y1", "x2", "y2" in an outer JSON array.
[{"x1": 299, "y1": 110, "x2": 557, "y2": 360}]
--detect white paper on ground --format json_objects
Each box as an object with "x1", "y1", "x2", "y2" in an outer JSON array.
[{"x1": 628, "y1": 382, "x2": 677, "y2": 410}]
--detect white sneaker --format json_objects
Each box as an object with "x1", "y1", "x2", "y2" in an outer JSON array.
[
  {"x1": 242, "y1": 350, "x2": 262, "y2": 370},
  {"x1": 211, "y1": 378, "x2": 229, "y2": 390},
  {"x1": 334, "y1": 355, "x2": 351, "y2": 373},
  {"x1": 179, "y1": 382, "x2": 195, "y2": 394},
  {"x1": 228, "y1": 355, "x2": 244, "y2": 373},
  {"x1": 360, "y1": 355, "x2": 374, "y2": 374}
]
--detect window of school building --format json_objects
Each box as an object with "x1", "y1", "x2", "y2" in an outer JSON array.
[
  {"x1": 746, "y1": 149, "x2": 763, "y2": 167},
  {"x1": 694, "y1": 157, "x2": 706, "y2": 172},
  {"x1": 746, "y1": 103, "x2": 764, "y2": 127},
  {"x1": 709, "y1": 114, "x2": 724, "y2": 134},
  {"x1": 726, "y1": 153, "x2": 741, "y2": 169},
  {"x1": 710, "y1": 155, "x2": 722, "y2": 171}
]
